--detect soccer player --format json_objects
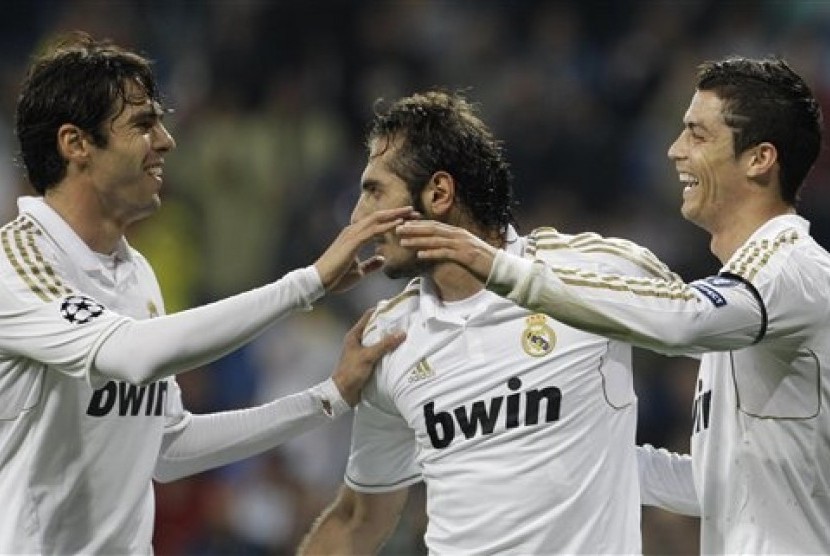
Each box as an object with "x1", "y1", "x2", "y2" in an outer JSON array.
[
  {"x1": 397, "y1": 57, "x2": 830, "y2": 553},
  {"x1": 298, "y1": 90, "x2": 679, "y2": 554},
  {"x1": 0, "y1": 33, "x2": 412, "y2": 554}
]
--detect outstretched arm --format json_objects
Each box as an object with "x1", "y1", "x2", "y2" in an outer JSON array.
[
  {"x1": 154, "y1": 310, "x2": 405, "y2": 482},
  {"x1": 397, "y1": 220, "x2": 764, "y2": 355},
  {"x1": 93, "y1": 207, "x2": 416, "y2": 386},
  {"x1": 298, "y1": 485, "x2": 410, "y2": 555}
]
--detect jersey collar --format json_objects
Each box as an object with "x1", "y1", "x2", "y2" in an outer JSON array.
[
  {"x1": 17, "y1": 196, "x2": 133, "y2": 275},
  {"x1": 419, "y1": 225, "x2": 519, "y2": 326}
]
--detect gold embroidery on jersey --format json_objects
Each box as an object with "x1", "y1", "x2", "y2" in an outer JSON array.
[
  {"x1": 726, "y1": 229, "x2": 799, "y2": 281},
  {"x1": 1, "y1": 223, "x2": 50, "y2": 302},
  {"x1": 408, "y1": 358, "x2": 435, "y2": 383},
  {"x1": 528, "y1": 228, "x2": 675, "y2": 280},
  {"x1": 2, "y1": 217, "x2": 74, "y2": 302},
  {"x1": 364, "y1": 284, "x2": 420, "y2": 336},
  {"x1": 16, "y1": 219, "x2": 70, "y2": 297},
  {"x1": 147, "y1": 301, "x2": 160, "y2": 318},
  {"x1": 553, "y1": 266, "x2": 697, "y2": 300},
  {"x1": 521, "y1": 313, "x2": 556, "y2": 357}
]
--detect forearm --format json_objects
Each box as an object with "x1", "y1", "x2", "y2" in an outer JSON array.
[
  {"x1": 299, "y1": 486, "x2": 407, "y2": 555},
  {"x1": 155, "y1": 379, "x2": 348, "y2": 482},
  {"x1": 638, "y1": 444, "x2": 699, "y2": 516},
  {"x1": 487, "y1": 251, "x2": 763, "y2": 354},
  {"x1": 93, "y1": 266, "x2": 323, "y2": 384}
]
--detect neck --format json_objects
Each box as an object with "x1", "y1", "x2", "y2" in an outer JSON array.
[
  {"x1": 429, "y1": 261, "x2": 487, "y2": 302},
  {"x1": 708, "y1": 204, "x2": 795, "y2": 264},
  {"x1": 428, "y1": 224, "x2": 504, "y2": 301},
  {"x1": 44, "y1": 187, "x2": 123, "y2": 255}
]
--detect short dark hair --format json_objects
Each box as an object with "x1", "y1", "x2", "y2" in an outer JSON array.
[
  {"x1": 15, "y1": 31, "x2": 161, "y2": 194},
  {"x1": 696, "y1": 56, "x2": 823, "y2": 204},
  {"x1": 367, "y1": 90, "x2": 516, "y2": 234}
]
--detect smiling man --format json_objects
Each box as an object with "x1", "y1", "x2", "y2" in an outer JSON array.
[
  {"x1": 298, "y1": 90, "x2": 682, "y2": 555},
  {"x1": 396, "y1": 57, "x2": 830, "y2": 553},
  {"x1": 0, "y1": 33, "x2": 411, "y2": 554}
]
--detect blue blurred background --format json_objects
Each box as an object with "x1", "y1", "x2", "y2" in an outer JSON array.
[{"x1": 3, "y1": 1, "x2": 830, "y2": 554}]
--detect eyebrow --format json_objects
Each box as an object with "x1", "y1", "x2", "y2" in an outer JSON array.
[
  {"x1": 685, "y1": 121, "x2": 710, "y2": 135},
  {"x1": 360, "y1": 178, "x2": 381, "y2": 191}
]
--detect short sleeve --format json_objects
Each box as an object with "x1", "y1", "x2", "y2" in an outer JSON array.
[{"x1": 345, "y1": 394, "x2": 421, "y2": 492}]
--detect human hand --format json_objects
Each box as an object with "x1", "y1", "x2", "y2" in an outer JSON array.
[
  {"x1": 396, "y1": 220, "x2": 498, "y2": 283},
  {"x1": 314, "y1": 206, "x2": 419, "y2": 293},
  {"x1": 332, "y1": 308, "x2": 406, "y2": 406}
]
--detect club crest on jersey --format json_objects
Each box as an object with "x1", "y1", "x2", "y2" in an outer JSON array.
[
  {"x1": 60, "y1": 295, "x2": 105, "y2": 324},
  {"x1": 521, "y1": 314, "x2": 556, "y2": 357},
  {"x1": 147, "y1": 301, "x2": 159, "y2": 318}
]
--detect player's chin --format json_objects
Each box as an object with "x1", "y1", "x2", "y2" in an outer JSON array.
[{"x1": 381, "y1": 260, "x2": 418, "y2": 280}]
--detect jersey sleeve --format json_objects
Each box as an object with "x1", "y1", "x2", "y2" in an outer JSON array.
[
  {"x1": 637, "y1": 444, "x2": 699, "y2": 516},
  {"x1": 0, "y1": 285, "x2": 128, "y2": 387},
  {"x1": 345, "y1": 313, "x2": 420, "y2": 493},
  {"x1": 345, "y1": 393, "x2": 421, "y2": 492},
  {"x1": 487, "y1": 249, "x2": 764, "y2": 356}
]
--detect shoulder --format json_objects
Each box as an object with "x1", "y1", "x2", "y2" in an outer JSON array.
[
  {"x1": 0, "y1": 215, "x2": 74, "y2": 306},
  {"x1": 524, "y1": 226, "x2": 678, "y2": 280},
  {"x1": 363, "y1": 277, "x2": 421, "y2": 342}
]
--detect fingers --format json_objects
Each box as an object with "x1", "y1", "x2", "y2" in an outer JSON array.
[
  {"x1": 370, "y1": 329, "x2": 407, "y2": 356},
  {"x1": 357, "y1": 255, "x2": 386, "y2": 276},
  {"x1": 346, "y1": 308, "x2": 375, "y2": 342}
]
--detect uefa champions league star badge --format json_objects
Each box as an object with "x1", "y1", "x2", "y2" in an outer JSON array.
[
  {"x1": 60, "y1": 295, "x2": 105, "y2": 324},
  {"x1": 521, "y1": 314, "x2": 556, "y2": 357}
]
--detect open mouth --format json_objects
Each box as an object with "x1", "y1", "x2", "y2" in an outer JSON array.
[
  {"x1": 679, "y1": 172, "x2": 699, "y2": 192},
  {"x1": 146, "y1": 165, "x2": 164, "y2": 182}
]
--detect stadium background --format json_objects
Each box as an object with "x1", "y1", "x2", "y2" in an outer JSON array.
[{"x1": 2, "y1": 1, "x2": 829, "y2": 554}]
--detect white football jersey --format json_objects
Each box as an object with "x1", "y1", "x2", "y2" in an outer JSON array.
[
  {"x1": 692, "y1": 215, "x2": 830, "y2": 553},
  {"x1": 0, "y1": 197, "x2": 183, "y2": 554},
  {"x1": 488, "y1": 215, "x2": 830, "y2": 553},
  {"x1": 347, "y1": 226, "x2": 677, "y2": 554}
]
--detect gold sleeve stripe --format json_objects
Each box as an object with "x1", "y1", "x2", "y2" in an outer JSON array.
[
  {"x1": 1, "y1": 217, "x2": 71, "y2": 302},
  {"x1": 365, "y1": 284, "x2": 420, "y2": 332},
  {"x1": 373, "y1": 289, "x2": 418, "y2": 318},
  {"x1": 560, "y1": 275, "x2": 697, "y2": 300},
  {"x1": 2, "y1": 221, "x2": 51, "y2": 302},
  {"x1": 530, "y1": 239, "x2": 674, "y2": 280},
  {"x1": 726, "y1": 229, "x2": 799, "y2": 282},
  {"x1": 554, "y1": 265, "x2": 697, "y2": 300},
  {"x1": 15, "y1": 219, "x2": 71, "y2": 297}
]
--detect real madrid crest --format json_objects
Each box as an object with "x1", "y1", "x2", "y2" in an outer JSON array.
[
  {"x1": 147, "y1": 301, "x2": 160, "y2": 318},
  {"x1": 521, "y1": 313, "x2": 555, "y2": 357}
]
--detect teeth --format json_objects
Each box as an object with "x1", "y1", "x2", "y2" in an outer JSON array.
[
  {"x1": 678, "y1": 172, "x2": 698, "y2": 187},
  {"x1": 147, "y1": 167, "x2": 163, "y2": 178}
]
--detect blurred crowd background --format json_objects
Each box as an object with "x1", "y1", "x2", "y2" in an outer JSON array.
[{"x1": 3, "y1": 1, "x2": 830, "y2": 554}]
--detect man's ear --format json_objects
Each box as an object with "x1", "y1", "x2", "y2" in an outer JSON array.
[
  {"x1": 421, "y1": 171, "x2": 455, "y2": 217},
  {"x1": 745, "y1": 142, "x2": 778, "y2": 181},
  {"x1": 56, "y1": 124, "x2": 90, "y2": 164}
]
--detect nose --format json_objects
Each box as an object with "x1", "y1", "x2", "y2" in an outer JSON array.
[
  {"x1": 153, "y1": 123, "x2": 176, "y2": 153},
  {"x1": 667, "y1": 132, "x2": 684, "y2": 161},
  {"x1": 350, "y1": 196, "x2": 367, "y2": 225}
]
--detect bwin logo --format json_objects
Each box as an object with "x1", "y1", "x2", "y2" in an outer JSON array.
[
  {"x1": 86, "y1": 381, "x2": 169, "y2": 417},
  {"x1": 424, "y1": 377, "x2": 562, "y2": 449}
]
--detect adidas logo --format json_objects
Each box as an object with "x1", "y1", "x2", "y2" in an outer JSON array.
[{"x1": 408, "y1": 359, "x2": 435, "y2": 383}]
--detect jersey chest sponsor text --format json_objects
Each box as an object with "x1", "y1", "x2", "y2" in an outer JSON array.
[
  {"x1": 424, "y1": 376, "x2": 562, "y2": 449},
  {"x1": 86, "y1": 380, "x2": 168, "y2": 417}
]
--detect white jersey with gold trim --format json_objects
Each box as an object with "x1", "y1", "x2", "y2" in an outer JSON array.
[
  {"x1": 488, "y1": 215, "x2": 830, "y2": 553},
  {"x1": 346, "y1": 226, "x2": 676, "y2": 554},
  {"x1": 0, "y1": 197, "x2": 179, "y2": 554}
]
